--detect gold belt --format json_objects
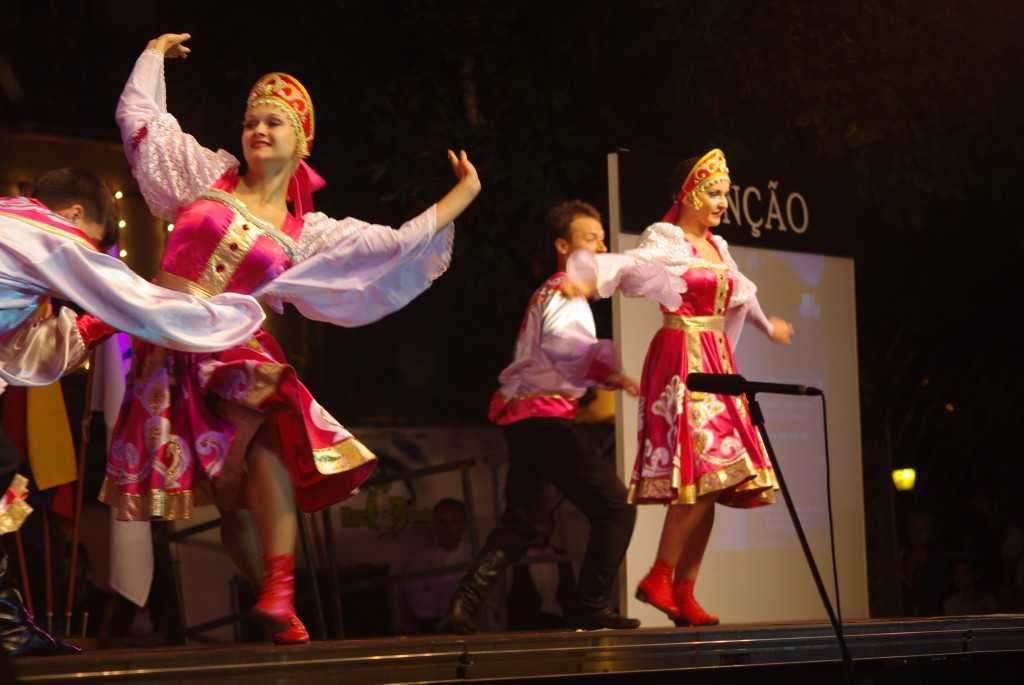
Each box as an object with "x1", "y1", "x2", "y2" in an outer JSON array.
[
  {"x1": 153, "y1": 270, "x2": 216, "y2": 299},
  {"x1": 507, "y1": 392, "x2": 572, "y2": 402},
  {"x1": 662, "y1": 314, "x2": 725, "y2": 332}
]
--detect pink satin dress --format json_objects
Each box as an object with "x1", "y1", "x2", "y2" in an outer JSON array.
[
  {"x1": 628, "y1": 249, "x2": 777, "y2": 508},
  {"x1": 100, "y1": 172, "x2": 376, "y2": 520}
]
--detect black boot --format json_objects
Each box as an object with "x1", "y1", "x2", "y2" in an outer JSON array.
[
  {"x1": 437, "y1": 547, "x2": 510, "y2": 634},
  {"x1": 570, "y1": 564, "x2": 640, "y2": 631},
  {"x1": 1, "y1": 543, "x2": 81, "y2": 657}
]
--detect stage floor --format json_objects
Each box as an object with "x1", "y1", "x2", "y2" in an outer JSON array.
[{"x1": 11, "y1": 615, "x2": 1024, "y2": 685}]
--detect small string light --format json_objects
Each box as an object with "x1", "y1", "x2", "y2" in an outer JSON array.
[
  {"x1": 119, "y1": 249, "x2": 128, "y2": 258},
  {"x1": 118, "y1": 219, "x2": 127, "y2": 228},
  {"x1": 166, "y1": 223, "x2": 175, "y2": 232},
  {"x1": 113, "y1": 190, "x2": 123, "y2": 200}
]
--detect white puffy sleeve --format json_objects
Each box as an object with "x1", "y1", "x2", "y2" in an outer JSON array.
[
  {"x1": 116, "y1": 49, "x2": 238, "y2": 221},
  {"x1": 0, "y1": 222, "x2": 265, "y2": 364},
  {"x1": 725, "y1": 295, "x2": 774, "y2": 349},
  {"x1": 711, "y1": 234, "x2": 758, "y2": 308},
  {"x1": 566, "y1": 223, "x2": 685, "y2": 310},
  {"x1": 567, "y1": 251, "x2": 683, "y2": 311},
  {"x1": 710, "y1": 235, "x2": 772, "y2": 347},
  {"x1": 539, "y1": 294, "x2": 619, "y2": 389},
  {"x1": 0, "y1": 307, "x2": 88, "y2": 387},
  {"x1": 254, "y1": 205, "x2": 454, "y2": 327}
]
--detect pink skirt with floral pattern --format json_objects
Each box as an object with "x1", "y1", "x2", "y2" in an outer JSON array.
[{"x1": 99, "y1": 329, "x2": 376, "y2": 520}]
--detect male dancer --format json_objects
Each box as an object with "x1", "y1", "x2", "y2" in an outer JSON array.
[
  {"x1": 440, "y1": 201, "x2": 640, "y2": 632},
  {"x1": 1, "y1": 167, "x2": 265, "y2": 387}
]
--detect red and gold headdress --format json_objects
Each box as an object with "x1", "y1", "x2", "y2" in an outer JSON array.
[
  {"x1": 662, "y1": 149, "x2": 732, "y2": 223},
  {"x1": 246, "y1": 73, "x2": 315, "y2": 158},
  {"x1": 680, "y1": 149, "x2": 730, "y2": 210}
]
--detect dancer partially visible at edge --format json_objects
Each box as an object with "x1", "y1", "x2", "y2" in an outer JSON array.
[
  {"x1": 99, "y1": 33, "x2": 480, "y2": 644},
  {"x1": 571, "y1": 150, "x2": 793, "y2": 626},
  {"x1": 2, "y1": 166, "x2": 269, "y2": 657},
  {"x1": 1, "y1": 167, "x2": 266, "y2": 388}
]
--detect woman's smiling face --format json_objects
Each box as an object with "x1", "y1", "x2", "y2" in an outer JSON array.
[{"x1": 241, "y1": 103, "x2": 299, "y2": 166}]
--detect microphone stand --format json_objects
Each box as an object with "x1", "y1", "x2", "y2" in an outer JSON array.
[{"x1": 745, "y1": 391, "x2": 857, "y2": 684}]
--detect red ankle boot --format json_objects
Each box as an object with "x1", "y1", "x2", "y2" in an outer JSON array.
[
  {"x1": 635, "y1": 560, "x2": 680, "y2": 617},
  {"x1": 672, "y1": 578, "x2": 719, "y2": 627},
  {"x1": 272, "y1": 614, "x2": 310, "y2": 645},
  {"x1": 251, "y1": 554, "x2": 296, "y2": 632}
]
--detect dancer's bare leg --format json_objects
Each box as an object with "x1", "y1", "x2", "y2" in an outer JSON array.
[
  {"x1": 219, "y1": 507, "x2": 262, "y2": 588},
  {"x1": 243, "y1": 423, "x2": 296, "y2": 557},
  {"x1": 654, "y1": 493, "x2": 716, "y2": 574},
  {"x1": 236, "y1": 422, "x2": 309, "y2": 642},
  {"x1": 675, "y1": 496, "x2": 715, "y2": 581}
]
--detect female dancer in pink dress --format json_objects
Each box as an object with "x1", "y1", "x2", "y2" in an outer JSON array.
[
  {"x1": 580, "y1": 150, "x2": 792, "y2": 626},
  {"x1": 99, "y1": 33, "x2": 480, "y2": 644},
  {"x1": 633, "y1": 150, "x2": 792, "y2": 625}
]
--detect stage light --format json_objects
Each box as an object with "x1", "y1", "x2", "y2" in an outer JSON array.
[{"x1": 892, "y1": 468, "x2": 916, "y2": 491}]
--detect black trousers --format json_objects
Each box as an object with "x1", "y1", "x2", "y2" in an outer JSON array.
[{"x1": 485, "y1": 418, "x2": 635, "y2": 605}]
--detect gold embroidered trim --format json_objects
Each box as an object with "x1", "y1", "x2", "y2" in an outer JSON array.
[
  {"x1": 99, "y1": 476, "x2": 195, "y2": 521},
  {"x1": 0, "y1": 475, "x2": 32, "y2": 534},
  {"x1": 0, "y1": 500, "x2": 32, "y2": 535},
  {"x1": 313, "y1": 438, "x2": 378, "y2": 476},
  {"x1": 198, "y1": 189, "x2": 298, "y2": 261},
  {"x1": 714, "y1": 269, "x2": 729, "y2": 316},
  {"x1": 503, "y1": 391, "x2": 572, "y2": 402},
  {"x1": 0, "y1": 210, "x2": 98, "y2": 251},
  {"x1": 662, "y1": 314, "x2": 725, "y2": 332},
  {"x1": 153, "y1": 270, "x2": 215, "y2": 299},
  {"x1": 628, "y1": 464, "x2": 777, "y2": 508}
]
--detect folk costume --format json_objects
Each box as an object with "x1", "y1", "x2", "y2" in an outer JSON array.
[
  {"x1": 579, "y1": 150, "x2": 779, "y2": 508},
  {"x1": 0, "y1": 192, "x2": 264, "y2": 656},
  {"x1": 443, "y1": 268, "x2": 678, "y2": 633},
  {"x1": 576, "y1": 150, "x2": 781, "y2": 625},
  {"x1": 100, "y1": 49, "x2": 455, "y2": 522},
  {"x1": 0, "y1": 421, "x2": 81, "y2": 657},
  {"x1": 0, "y1": 197, "x2": 265, "y2": 388}
]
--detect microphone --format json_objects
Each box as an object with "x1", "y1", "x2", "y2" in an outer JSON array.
[{"x1": 686, "y1": 373, "x2": 822, "y2": 397}]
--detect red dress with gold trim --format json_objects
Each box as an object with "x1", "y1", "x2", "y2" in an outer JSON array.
[{"x1": 618, "y1": 223, "x2": 778, "y2": 507}]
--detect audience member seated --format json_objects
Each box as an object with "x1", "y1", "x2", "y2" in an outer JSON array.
[
  {"x1": 898, "y1": 511, "x2": 949, "y2": 616},
  {"x1": 507, "y1": 514, "x2": 576, "y2": 631},
  {"x1": 401, "y1": 498, "x2": 469, "y2": 634},
  {"x1": 943, "y1": 557, "x2": 999, "y2": 616}
]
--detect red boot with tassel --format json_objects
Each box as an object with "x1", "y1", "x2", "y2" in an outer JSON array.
[
  {"x1": 635, "y1": 560, "x2": 680, "y2": 618},
  {"x1": 672, "y1": 578, "x2": 719, "y2": 627}
]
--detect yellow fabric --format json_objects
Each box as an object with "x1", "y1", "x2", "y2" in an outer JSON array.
[{"x1": 26, "y1": 381, "x2": 77, "y2": 490}]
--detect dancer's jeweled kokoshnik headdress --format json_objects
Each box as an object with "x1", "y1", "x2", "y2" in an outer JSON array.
[
  {"x1": 664, "y1": 149, "x2": 731, "y2": 222},
  {"x1": 245, "y1": 72, "x2": 324, "y2": 216},
  {"x1": 246, "y1": 72, "x2": 315, "y2": 159}
]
